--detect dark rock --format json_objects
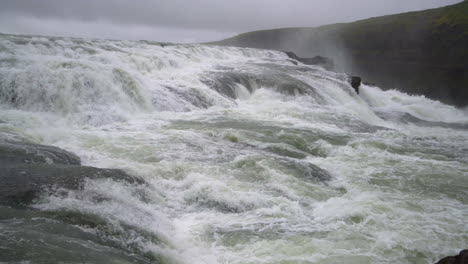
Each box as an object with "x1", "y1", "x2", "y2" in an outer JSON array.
[
  {"x1": 283, "y1": 52, "x2": 334, "y2": 70},
  {"x1": 298, "y1": 56, "x2": 335, "y2": 71},
  {"x1": 435, "y1": 250, "x2": 468, "y2": 264},
  {"x1": 349, "y1": 76, "x2": 362, "y2": 94},
  {"x1": 0, "y1": 141, "x2": 145, "y2": 207},
  {"x1": 0, "y1": 140, "x2": 81, "y2": 166},
  {"x1": 284, "y1": 51, "x2": 300, "y2": 60},
  {"x1": 265, "y1": 145, "x2": 308, "y2": 159},
  {"x1": 437, "y1": 256, "x2": 457, "y2": 264},
  {"x1": 0, "y1": 164, "x2": 145, "y2": 207},
  {"x1": 284, "y1": 161, "x2": 332, "y2": 182}
]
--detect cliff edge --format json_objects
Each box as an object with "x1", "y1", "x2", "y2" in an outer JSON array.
[{"x1": 212, "y1": 1, "x2": 468, "y2": 107}]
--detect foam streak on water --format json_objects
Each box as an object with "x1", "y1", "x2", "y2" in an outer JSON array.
[{"x1": 0, "y1": 34, "x2": 467, "y2": 264}]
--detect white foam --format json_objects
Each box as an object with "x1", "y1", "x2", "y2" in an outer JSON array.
[
  {"x1": 360, "y1": 85, "x2": 468, "y2": 123},
  {"x1": 1, "y1": 33, "x2": 468, "y2": 264}
]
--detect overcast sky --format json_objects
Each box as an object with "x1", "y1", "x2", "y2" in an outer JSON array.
[{"x1": 0, "y1": 0, "x2": 462, "y2": 43}]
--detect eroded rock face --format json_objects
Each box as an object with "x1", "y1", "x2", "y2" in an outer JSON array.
[
  {"x1": 435, "y1": 250, "x2": 468, "y2": 264},
  {"x1": 349, "y1": 76, "x2": 362, "y2": 94},
  {"x1": 284, "y1": 51, "x2": 301, "y2": 61},
  {"x1": 284, "y1": 51, "x2": 334, "y2": 71},
  {"x1": 216, "y1": 1, "x2": 468, "y2": 107},
  {"x1": 0, "y1": 141, "x2": 145, "y2": 207}
]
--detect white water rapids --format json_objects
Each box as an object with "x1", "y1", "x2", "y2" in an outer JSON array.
[{"x1": 0, "y1": 33, "x2": 467, "y2": 264}]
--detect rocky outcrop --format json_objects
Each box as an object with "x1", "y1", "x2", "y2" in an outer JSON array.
[
  {"x1": 1, "y1": 164, "x2": 144, "y2": 206},
  {"x1": 213, "y1": 1, "x2": 468, "y2": 107},
  {"x1": 284, "y1": 51, "x2": 301, "y2": 61},
  {"x1": 0, "y1": 140, "x2": 81, "y2": 165},
  {"x1": 284, "y1": 51, "x2": 334, "y2": 71},
  {"x1": 284, "y1": 52, "x2": 360, "y2": 94},
  {"x1": 435, "y1": 250, "x2": 468, "y2": 264},
  {"x1": 0, "y1": 140, "x2": 145, "y2": 207},
  {"x1": 349, "y1": 76, "x2": 362, "y2": 94}
]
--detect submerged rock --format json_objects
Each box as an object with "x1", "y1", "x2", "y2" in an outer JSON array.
[
  {"x1": 279, "y1": 160, "x2": 332, "y2": 182},
  {"x1": 0, "y1": 140, "x2": 81, "y2": 165},
  {"x1": 0, "y1": 164, "x2": 145, "y2": 207},
  {"x1": 0, "y1": 140, "x2": 154, "y2": 262},
  {"x1": 0, "y1": 208, "x2": 154, "y2": 264},
  {"x1": 299, "y1": 56, "x2": 335, "y2": 71},
  {"x1": 287, "y1": 59, "x2": 299, "y2": 65},
  {"x1": 284, "y1": 51, "x2": 301, "y2": 61},
  {"x1": 376, "y1": 111, "x2": 468, "y2": 130},
  {"x1": 435, "y1": 250, "x2": 468, "y2": 264},
  {"x1": 285, "y1": 51, "x2": 360, "y2": 93},
  {"x1": 284, "y1": 51, "x2": 334, "y2": 70},
  {"x1": 202, "y1": 69, "x2": 322, "y2": 99},
  {"x1": 0, "y1": 141, "x2": 145, "y2": 207}
]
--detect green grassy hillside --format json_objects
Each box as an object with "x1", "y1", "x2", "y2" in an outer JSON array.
[{"x1": 213, "y1": 1, "x2": 468, "y2": 107}]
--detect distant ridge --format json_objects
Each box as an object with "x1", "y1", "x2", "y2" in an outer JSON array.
[{"x1": 212, "y1": 1, "x2": 468, "y2": 107}]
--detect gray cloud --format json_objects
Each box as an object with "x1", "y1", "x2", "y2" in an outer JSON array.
[{"x1": 0, "y1": 0, "x2": 462, "y2": 42}]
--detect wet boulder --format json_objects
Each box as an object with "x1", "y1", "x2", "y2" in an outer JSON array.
[
  {"x1": 0, "y1": 164, "x2": 145, "y2": 207},
  {"x1": 281, "y1": 160, "x2": 332, "y2": 182},
  {"x1": 435, "y1": 250, "x2": 468, "y2": 264},
  {"x1": 349, "y1": 76, "x2": 362, "y2": 94},
  {"x1": 283, "y1": 51, "x2": 334, "y2": 70},
  {"x1": 284, "y1": 51, "x2": 301, "y2": 61},
  {"x1": 0, "y1": 140, "x2": 81, "y2": 165},
  {"x1": 0, "y1": 141, "x2": 145, "y2": 207}
]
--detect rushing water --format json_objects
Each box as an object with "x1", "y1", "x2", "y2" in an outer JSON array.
[{"x1": 0, "y1": 33, "x2": 467, "y2": 264}]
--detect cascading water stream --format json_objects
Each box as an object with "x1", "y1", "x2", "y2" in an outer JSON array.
[{"x1": 0, "y1": 33, "x2": 467, "y2": 264}]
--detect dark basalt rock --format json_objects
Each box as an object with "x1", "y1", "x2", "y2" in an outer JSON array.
[
  {"x1": 349, "y1": 76, "x2": 362, "y2": 94},
  {"x1": 284, "y1": 51, "x2": 334, "y2": 70},
  {"x1": 435, "y1": 250, "x2": 468, "y2": 264},
  {"x1": 0, "y1": 140, "x2": 81, "y2": 165},
  {"x1": 284, "y1": 51, "x2": 301, "y2": 61},
  {"x1": 0, "y1": 141, "x2": 145, "y2": 207},
  {"x1": 0, "y1": 164, "x2": 145, "y2": 207}
]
